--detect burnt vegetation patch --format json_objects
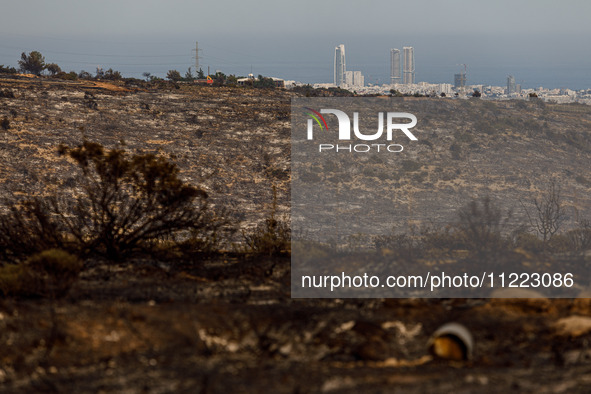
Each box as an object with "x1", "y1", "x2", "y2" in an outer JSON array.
[
  {"x1": 0, "y1": 141, "x2": 235, "y2": 263},
  {"x1": 0, "y1": 71, "x2": 590, "y2": 391}
]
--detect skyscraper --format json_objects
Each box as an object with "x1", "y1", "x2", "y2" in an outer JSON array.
[
  {"x1": 390, "y1": 49, "x2": 401, "y2": 84},
  {"x1": 403, "y1": 46, "x2": 415, "y2": 84},
  {"x1": 507, "y1": 75, "x2": 516, "y2": 94},
  {"x1": 334, "y1": 44, "x2": 346, "y2": 87}
]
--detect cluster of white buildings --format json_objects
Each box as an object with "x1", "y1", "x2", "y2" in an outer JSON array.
[
  {"x1": 298, "y1": 80, "x2": 591, "y2": 104},
  {"x1": 288, "y1": 44, "x2": 591, "y2": 104}
]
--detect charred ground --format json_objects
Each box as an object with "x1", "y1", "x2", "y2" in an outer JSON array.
[{"x1": 1, "y1": 75, "x2": 591, "y2": 392}]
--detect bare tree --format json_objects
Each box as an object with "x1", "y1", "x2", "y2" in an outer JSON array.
[{"x1": 521, "y1": 180, "x2": 566, "y2": 246}]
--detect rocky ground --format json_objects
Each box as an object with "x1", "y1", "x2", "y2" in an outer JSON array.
[
  {"x1": 0, "y1": 75, "x2": 291, "y2": 230},
  {"x1": 1, "y1": 75, "x2": 591, "y2": 392},
  {"x1": 2, "y1": 256, "x2": 591, "y2": 393}
]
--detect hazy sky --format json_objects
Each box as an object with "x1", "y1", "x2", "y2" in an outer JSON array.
[{"x1": 1, "y1": 0, "x2": 591, "y2": 87}]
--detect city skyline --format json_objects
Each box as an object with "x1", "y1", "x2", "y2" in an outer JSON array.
[
  {"x1": 1, "y1": 1, "x2": 591, "y2": 89},
  {"x1": 1, "y1": 35, "x2": 589, "y2": 92}
]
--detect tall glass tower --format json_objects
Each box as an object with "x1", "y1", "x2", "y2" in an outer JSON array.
[
  {"x1": 334, "y1": 44, "x2": 346, "y2": 86},
  {"x1": 403, "y1": 46, "x2": 415, "y2": 84},
  {"x1": 390, "y1": 49, "x2": 401, "y2": 84},
  {"x1": 507, "y1": 75, "x2": 516, "y2": 94}
]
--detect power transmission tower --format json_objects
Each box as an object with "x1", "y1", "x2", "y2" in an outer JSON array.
[{"x1": 192, "y1": 41, "x2": 201, "y2": 73}]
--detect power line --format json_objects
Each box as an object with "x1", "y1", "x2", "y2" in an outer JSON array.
[
  {"x1": 0, "y1": 31, "x2": 193, "y2": 46},
  {"x1": 0, "y1": 44, "x2": 189, "y2": 58}
]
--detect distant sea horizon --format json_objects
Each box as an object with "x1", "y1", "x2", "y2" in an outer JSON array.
[
  {"x1": 2, "y1": 33, "x2": 590, "y2": 91},
  {"x1": 2, "y1": 54, "x2": 588, "y2": 91}
]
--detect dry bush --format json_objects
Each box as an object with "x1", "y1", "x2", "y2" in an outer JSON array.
[
  {"x1": 172, "y1": 210, "x2": 236, "y2": 258},
  {"x1": 374, "y1": 230, "x2": 419, "y2": 261},
  {"x1": 413, "y1": 225, "x2": 464, "y2": 262},
  {"x1": 0, "y1": 141, "x2": 223, "y2": 261},
  {"x1": 0, "y1": 199, "x2": 66, "y2": 262},
  {"x1": 242, "y1": 216, "x2": 290, "y2": 256},
  {"x1": 0, "y1": 264, "x2": 26, "y2": 297},
  {"x1": 546, "y1": 234, "x2": 573, "y2": 254},
  {"x1": 456, "y1": 196, "x2": 511, "y2": 259},
  {"x1": 242, "y1": 186, "x2": 290, "y2": 256},
  {"x1": 0, "y1": 249, "x2": 81, "y2": 298},
  {"x1": 564, "y1": 220, "x2": 591, "y2": 255},
  {"x1": 513, "y1": 231, "x2": 545, "y2": 253},
  {"x1": 55, "y1": 141, "x2": 212, "y2": 259},
  {"x1": 375, "y1": 224, "x2": 463, "y2": 262}
]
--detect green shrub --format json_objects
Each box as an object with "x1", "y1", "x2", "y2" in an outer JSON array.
[
  {"x1": 78, "y1": 70, "x2": 92, "y2": 80},
  {"x1": 18, "y1": 51, "x2": 46, "y2": 75},
  {"x1": 46, "y1": 63, "x2": 62, "y2": 76},
  {"x1": 0, "y1": 65, "x2": 17, "y2": 74},
  {"x1": 55, "y1": 71, "x2": 78, "y2": 80},
  {"x1": 253, "y1": 75, "x2": 277, "y2": 89},
  {"x1": 103, "y1": 68, "x2": 122, "y2": 81},
  {"x1": 166, "y1": 69, "x2": 182, "y2": 82}
]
